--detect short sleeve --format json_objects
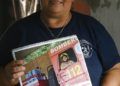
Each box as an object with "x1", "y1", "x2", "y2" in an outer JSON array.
[{"x1": 92, "y1": 19, "x2": 120, "y2": 71}]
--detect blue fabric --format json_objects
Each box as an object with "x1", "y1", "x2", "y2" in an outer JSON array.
[{"x1": 0, "y1": 11, "x2": 120, "y2": 86}]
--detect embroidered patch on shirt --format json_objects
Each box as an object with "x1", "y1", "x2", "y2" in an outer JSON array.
[{"x1": 80, "y1": 39, "x2": 93, "y2": 58}]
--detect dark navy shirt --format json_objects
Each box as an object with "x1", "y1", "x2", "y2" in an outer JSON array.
[{"x1": 0, "y1": 11, "x2": 120, "y2": 86}]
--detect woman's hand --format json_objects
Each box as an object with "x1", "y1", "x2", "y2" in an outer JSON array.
[{"x1": 4, "y1": 60, "x2": 26, "y2": 85}]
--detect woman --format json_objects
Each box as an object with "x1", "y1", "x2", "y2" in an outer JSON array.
[
  {"x1": 0, "y1": 0, "x2": 120, "y2": 86},
  {"x1": 59, "y1": 53, "x2": 74, "y2": 70}
]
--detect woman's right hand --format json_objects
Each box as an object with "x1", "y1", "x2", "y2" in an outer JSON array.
[{"x1": 4, "y1": 60, "x2": 26, "y2": 85}]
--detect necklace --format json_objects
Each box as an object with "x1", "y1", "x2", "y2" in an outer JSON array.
[{"x1": 41, "y1": 13, "x2": 72, "y2": 38}]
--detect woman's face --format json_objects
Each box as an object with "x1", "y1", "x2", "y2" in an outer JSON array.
[{"x1": 41, "y1": 0, "x2": 73, "y2": 17}]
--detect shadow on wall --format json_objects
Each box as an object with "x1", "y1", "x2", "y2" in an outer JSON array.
[{"x1": 86, "y1": 0, "x2": 101, "y2": 12}]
